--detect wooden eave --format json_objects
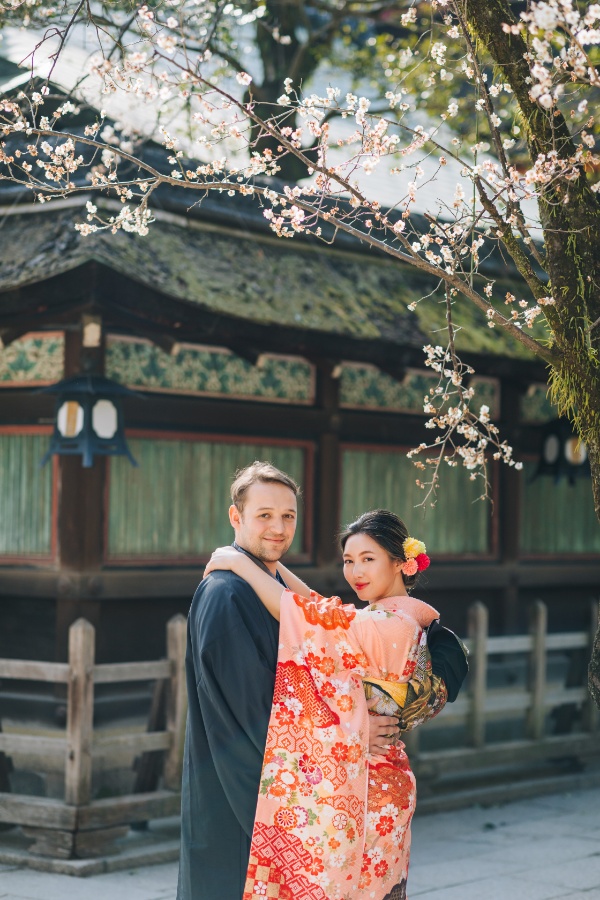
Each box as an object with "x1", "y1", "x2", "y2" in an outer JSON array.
[
  {"x1": 0, "y1": 259, "x2": 547, "y2": 382},
  {"x1": 0, "y1": 200, "x2": 549, "y2": 380}
]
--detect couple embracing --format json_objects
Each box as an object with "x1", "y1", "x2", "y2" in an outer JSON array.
[{"x1": 177, "y1": 461, "x2": 467, "y2": 900}]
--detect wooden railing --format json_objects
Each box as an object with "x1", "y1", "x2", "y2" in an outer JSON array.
[
  {"x1": 0, "y1": 615, "x2": 187, "y2": 859},
  {"x1": 407, "y1": 600, "x2": 600, "y2": 783},
  {"x1": 1, "y1": 602, "x2": 598, "y2": 858}
]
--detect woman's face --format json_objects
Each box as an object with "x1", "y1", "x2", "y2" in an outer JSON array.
[{"x1": 342, "y1": 533, "x2": 407, "y2": 602}]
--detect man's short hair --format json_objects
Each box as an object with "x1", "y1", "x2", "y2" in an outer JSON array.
[{"x1": 231, "y1": 461, "x2": 300, "y2": 512}]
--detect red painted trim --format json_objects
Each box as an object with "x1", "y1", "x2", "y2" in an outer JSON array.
[
  {"x1": 338, "y1": 440, "x2": 498, "y2": 561},
  {"x1": 0, "y1": 553, "x2": 56, "y2": 565},
  {"x1": 489, "y1": 460, "x2": 500, "y2": 560},
  {"x1": 337, "y1": 438, "x2": 345, "y2": 534},
  {"x1": 50, "y1": 454, "x2": 59, "y2": 561},
  {"x1": 0, "y1": 425, "x2": 53, "y2": 435},
  {"x1": 302, "y1": 440, "x2": 315, "y2": 559},
  {"x1": 104, "y1": 431, "x2": 316, "y2": 567},
  {"x1": 124, "y1": 429, "x2": 315, "y2": 448},
  {"x1": 0, "y1": 425, "x2": 57, "y2": 566},
  {"x1": 103, "y1": 451, "x2": 110, "y2": 565}
]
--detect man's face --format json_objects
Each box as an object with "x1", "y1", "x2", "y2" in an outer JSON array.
[{"x1": 229, "y1": 481, "x2": 298, "y2": 571}]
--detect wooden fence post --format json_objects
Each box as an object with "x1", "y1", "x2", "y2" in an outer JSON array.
[
  {"x1": 527, "y1": 601, "x2": 547, "y2": 741},
  {"x1": 467, "y1": 602, "x2": 488, "y2": 748},
  {"x1": 164, "y1": 614, "x2": 188, "y2": 790},
  {"x1": 584, "y1": 599, "x2": 599, "y2": 734},
  {"x1": 65, "y1": 618, "x2": 95, "y2": 807}
]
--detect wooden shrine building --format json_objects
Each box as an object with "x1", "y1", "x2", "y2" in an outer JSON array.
[
  {"x1": 1, "y1": 178, "x2": 599, "y2": 673},
  {"x1": 0, "y1": 52, "x2": 598, "y2": 669}
]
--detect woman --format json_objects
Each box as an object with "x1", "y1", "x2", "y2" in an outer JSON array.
[{"x1": 205, "y1": 510, "x2": 467, "y2": 900}]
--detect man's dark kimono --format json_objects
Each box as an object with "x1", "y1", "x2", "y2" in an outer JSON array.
[{"x1": 176, "y1": 551, "x2": 284, "y2": 900}]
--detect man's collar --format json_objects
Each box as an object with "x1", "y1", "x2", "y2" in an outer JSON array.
[{"x1": 231, "y1": 542, "x2": 287, "y2": 586}]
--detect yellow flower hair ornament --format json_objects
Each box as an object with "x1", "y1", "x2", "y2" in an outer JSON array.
[{"x1": 400, "y1": 536, "x2": 430, "y2": 576}]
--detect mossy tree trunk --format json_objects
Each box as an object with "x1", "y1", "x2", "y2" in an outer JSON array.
[
  {"x1": 587, "y1": 440, "x2": 600, "y2": 707},
  {"x1": 463, "y1": 0, "x2": 600, "y2": 706}
]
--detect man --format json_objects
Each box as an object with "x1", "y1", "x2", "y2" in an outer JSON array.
[{"x1": 177, "y1": 461, "x2": 399, "y2": 900}]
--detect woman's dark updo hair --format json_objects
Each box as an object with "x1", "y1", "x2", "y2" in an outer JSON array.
[{"x1": 339, "y1": 509, "x2": 420, "y2": 592}]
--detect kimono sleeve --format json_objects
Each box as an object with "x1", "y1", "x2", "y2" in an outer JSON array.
[
  {"x1": 280, "y1": 589, "x2": 372, "y2": 660},
  {"x1": 427, "y1": 620, "x2": 469, "y2": 702},
  {"x1": 191, "y1": 574, "x2": 278, "y2": 838}
]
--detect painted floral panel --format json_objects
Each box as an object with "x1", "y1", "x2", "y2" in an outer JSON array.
[
  {"x1": 339, "y1": 365, "x2": 436, "y2": 413},
  {"x1": 340, "y1": 364, "x2": 499, "y2": 418},
  {"x1": 106, "y1": 336, "x2": 315, "y2": 404},
  {"x1": 0, "y1": 333, "x2": 64, "y2": 385}
]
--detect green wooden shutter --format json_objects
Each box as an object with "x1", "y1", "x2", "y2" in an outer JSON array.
[
  {"x1": 108, "y1": 438, "x2": 306, "y2": 558},
  {"x1": 341, "y1": 448, "x2": 490, "y2": 555},
  {"x1": 520, "y1": 462, "x2": 600, "y2": 554},
  {"x1": 0, "y1": 433, "x2": 53, "y2": 556}
]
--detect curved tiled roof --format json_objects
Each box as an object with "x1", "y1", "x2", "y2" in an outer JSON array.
[{"x1": 0, "y1": 201, "x2": 548, "y2": 361}]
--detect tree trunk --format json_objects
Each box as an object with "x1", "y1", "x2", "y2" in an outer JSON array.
[
  {"x1": 243, "y1": 0, "x2": 339, "y2": 182},
  {"x1": 463, "y1": 0, "x2": 600, "y2": 706},
  {"x1": 586, "y1": 438, "x2": 600, "y2": 708}
]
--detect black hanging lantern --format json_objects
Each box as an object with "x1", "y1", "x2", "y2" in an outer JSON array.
[
  {"x1": 533, "y1": 418, "x2": 590, "y2": 485},
  {"x1": 39, "y1": 375, "x2": 138, "y2": 468}
]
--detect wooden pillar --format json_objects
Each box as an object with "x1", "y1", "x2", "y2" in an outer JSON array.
[
  {"x1": 0, "y1": 720, "x2": 12, "y2": 796},
  {"x1": 57, "y1": 326, "x2": 106, "y2": 571},
  {"x1": 584, "y1": 600, "x2": 599, "y2": 734},
  {"x1": 163, "y1": 615, "x2": 188, "y2": 790},
  {"x1": 498, "y1": 379, "x2": 524, "y2": 633},
  {"x1": 55, "y1": 321, "x2": 106, "y2": 660},
  {"x1": 57, "y1": 458, "x2": 106, "y2": 571},
  {"x1": 65, "y1": 618, "x2": 95, "y2": 806},
  {"x1": 526, "y1": 601, "x2": 547, "y2": 741},
  {"x1": 315, "y1": 363, "x2": 341, "y2": 569},
  {"x1": 467, "y1": 601, "x2": 488, "y2": 748}
]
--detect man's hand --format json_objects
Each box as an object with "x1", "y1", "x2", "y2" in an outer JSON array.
[{"x1": 367, "y1": 698, "x2": 401, "y2": 755}]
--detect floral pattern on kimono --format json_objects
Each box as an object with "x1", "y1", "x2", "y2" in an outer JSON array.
[{"x1": 243, "y1": 591, "x2": 442, "y2": 900}]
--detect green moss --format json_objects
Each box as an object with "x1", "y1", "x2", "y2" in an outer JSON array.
[{"x1": 0, "y1": 208, "x2": 548, "y2": 359}]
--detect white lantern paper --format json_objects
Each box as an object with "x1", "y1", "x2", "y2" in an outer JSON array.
[{"x1": 92, "y1": 400, "x2": 118, "y2": 440}]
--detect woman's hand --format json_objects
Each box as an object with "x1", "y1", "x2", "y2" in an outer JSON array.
[{"x1": 204, "y1": 547, "x2": 251, "y2": 579}]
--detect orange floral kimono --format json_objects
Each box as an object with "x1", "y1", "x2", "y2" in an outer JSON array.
[{"x1": 243, "y1": 590, "x2": 441, "y2": 900}]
